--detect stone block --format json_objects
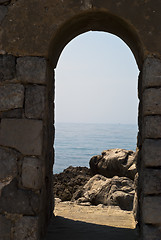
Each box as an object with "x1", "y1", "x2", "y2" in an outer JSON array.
[
  {"x1": 0, "y1": 54, "x2": 16, "y2": 81},
  {"x1": 13, "y1": 216, "x2": 39, "y2": 240},
  {"x1": 143, "y1": 88, "x2": 161, "y2": 115},
  {"x1": 142, "y1": 57, "x2": 161, "y2": 89},
  {"x1": 143, "y1": 169, "x2": 161, "y2": 194},
  {"x1": 143, "y1": 225, "x2": 161, "y2": 240},
  {"x1": 25, "y1": 85, "x2": 46, "y2": 119},
  {"x1": 143, "y1": 196, "x2": 161, "y2": 224},
  {"x1": 0, "y1": 215, "x2": 11, "y2": 240},
  {"x1": 0, "y1": 147, "x2": 18, "y2": 181},
  {"x1": 0, "y1": 84, "x2": 24, "y2": 111},
  {"x1": 16, "y1": 57, "x2": 46, "y2": 84},
  {"x1": 22, "y1": 157, "x2": 42, "y2": 190},
  {"x1": 0, "y1": 179, "x2": 40, "y2": 215},
  {"x1": 0, "y1": 6, "x2": 7, "y2": 23},
  {"x1": 0, "y1": 108, "x2": 23, "y2": 118},
  {"x1": 143, "y1": 116, "x2": 161, "y2": 139},
  {"x1": 142, "y1": 139, "x2": 161, "y2": 166},
  {"x1": 0, "y1": 119, "x2": 43, "y2": 155}
]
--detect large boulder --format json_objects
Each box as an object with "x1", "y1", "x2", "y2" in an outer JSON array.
[
  {"x1": 89, "y1": 148, "x2": 137, "y2": 180},
  {"x1": 72, "y1": 174, "x2": 134, "y2": 211},
  {"x1": 53, "y1": 166, "x2": 91, "y2": 201}
]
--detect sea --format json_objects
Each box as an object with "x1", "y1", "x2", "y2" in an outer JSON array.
[{"x1": 53, "y1": 122, "x2": 138, "y2": 174}]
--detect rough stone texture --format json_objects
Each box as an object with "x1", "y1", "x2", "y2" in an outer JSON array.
[
  {"x1": 73, "y1": 174, "x2": 134, "y2": 211},
  {"x1": 0, "y1": 215, "x2": 11, "y2": 240},
  {"x1": 0, "y1": 119, "x2": 43, "y2": 155},
  {"x1": 25, "y1": 85, "x2": 46, "y2": 119},
  {"x1": 143, "y1": 196, "x2": 161, "y2": 224},
  {"x1": 143, "y1": 169, "x2": 161, "y2": 194},
  {"x1": 17, "y1": 57, "x2": 46, "y2": 84},
  {"x1": 142, "y1": 139, "x2": 161, "y2": 167},
  {"x1": 143, "y1": 225, "x2": 161, "y2": 240},
  {"x1": 13, "y1": 216, "x2": 39, "y2": 240},
  {"x1": 0, "y1": 54, "x2": 16, "y2": 81},
  {"x1": 89, "y1": 149, "x2": 136, "y2": 180},
  {"x1": 0, "y1": 0, "x2": 10, "y2": 4},
  {"x1": 143, "y1": 116, "x2": 161, "y2": 139},
  {"x1": 0, "y1": 84, "x2": 24, "y2": 111},
  {"x1": 0, "y1": 147, "x2": 18, "y2": 181},
  {"x1": 22, "y1": 157, "x2": 42, "y2": 190},
  {"x1": 0, "y1": 179, "x2": 40, "y2": 215},
  {"x1": 0, "y1": 6, "x2": 7, "y2": 23},
  {"x1": 142, "y1": 58, "x2": 161, "y2": 89},
  {"x1": 143, "y1": 88, "x2": 161, "y2": 115},
  {"x1": 0, "y1": 108, "x2": 23, "y2": 118}
]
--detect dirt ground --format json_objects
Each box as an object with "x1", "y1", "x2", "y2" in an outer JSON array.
[{"x1": 45, "y1": 200, "x2": 137, "y2": 240}]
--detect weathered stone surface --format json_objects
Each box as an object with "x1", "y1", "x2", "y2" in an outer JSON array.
[
  {"x1": 73, "y1": 174, "x2": 134, "y2": 211},
  {"x1": 0, "y1": 147, "x2": 18, "y2": 181},
  {"x1": 0, "y1": 215, "x2": 11, "y2": 240},
  {"x1": 143, "y1": 225, "x2": 161, "y2": 240},
  {"x1": 142, "y1": 139, "x2": 161, "y2": 167},
  {"x1": 143, "y1": 196, "x2": 161, "y2": 224},
  {"x1": 143, "y1": 169, "x2": 161, "y2": 194},
  {"x1": 0, "y1": 108, "x2": 23, "y2": 118},
  {"x1": 0, "y1": 6, "x2": 7, "y2": 23},
  {"x1": 142, "y1": 58, "x2": 161, "y2": 89},
  {"x1": 0, "y1": 119, "x2": 43, "y2": 155},
  {"x1": 22, "y1": 157, "x2": 42, "y2": 190},
  {"x1": 0, "y1": 54, "x2": 16, "y2": 81},
  {"x1": 13, "y1": 216, "x2": 39, "y2": 240},
  {"x1": 0, "y1": 0, "x2": 10, "y2": 4},
  {"x1": 25, "y1": 85, "x2": 46, "y2": 119},
  {"x1": 0, "y1": 179, "x2": 40, "y2": 215},
  {"x1": 89, "y1": 149, "x2": 136, "y2": 180},
  {"x1": 0, "y1": 84, "x2": 24, "y2": 111},
  {"x1": 143, "y1": 88, "x2": 161, "y2": 115},
  {"x1": 143, "y1": 116, "x2": 161, "y2": 139},
  {"x1": 17, "y1": 57, "x2": 46, "y2": 84}
]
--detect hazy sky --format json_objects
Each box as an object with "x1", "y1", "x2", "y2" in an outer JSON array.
[{"x1": 55, "y1": 31, "x2": 139, "y2": 125}]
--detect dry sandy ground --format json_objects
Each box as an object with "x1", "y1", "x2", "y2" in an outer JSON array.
[{"x1": 45, "y1": 200, "x2": 137, "y2": 240}]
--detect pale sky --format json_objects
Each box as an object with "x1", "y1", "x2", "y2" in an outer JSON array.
[{"x1": 55, "y1": 31, "x2": 139, "y2": 125}]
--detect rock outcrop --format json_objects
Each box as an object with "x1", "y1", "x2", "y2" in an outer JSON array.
[
  {"x1": 53, "y1": 166, "x2": 91, "y2": 201},
  {"x1": 89, "y1": 148, "x2": 137, "y2": 180},
  {"x1": 72, "y1": 174, "x2": 134, "y2": 211}
]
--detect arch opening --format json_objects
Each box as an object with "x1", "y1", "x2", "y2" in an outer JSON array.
[{"x1": 45, "y1": 10, "x2": 144, "y2": 240}]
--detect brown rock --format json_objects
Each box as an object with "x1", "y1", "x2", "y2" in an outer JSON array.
[
  {"x1": 89, "y1": 148, "x2": 136, "y2": 180},
  {"x1": 0, "y1": 179, "x2": 40, "y2": 215},
  {"x1": 22, "y1": 157, "x2": 42, "y2": 190},
  {"x1": 73, "y1": 174, "x2": 134, "y2": 211},
  {"x1": 25, "y1": 85, "x2": 46, "y2": 119},
  {"x1": 143, "y1": 88, "x2": 161, "y2": 115},
  {"x1": 142, "y1": 139, "x2": 161, "y2": 167},
  {"x1": 142, "y1": 57, "x2": 161, "y2": 89},
  {"x1": 13, "y1": 216, "x2": 39, "y2": 240},
  {"x1": 143, "y1": 169, "x2": 161, "y2": 194},
  {"x1": 143, "y1": 196, "x2": 161, "y2": 224},
  {"x1": 0, "y1": 84, "x2": 24, "y2": 111},
  {"x1": 0, "y1": 147, "x2": 18, "y2": 181},
  {"x1": 0, "y1": 119, "x2": 43, "y2": 155},
  {"x1": 143, "y1": 116, "x2": 161, "y2": 139},
  {"x1": 0, "y1": 215, "x2": 11, "y2": 240},
  {"x1": 0, "y1": 6, "x2": 7, "y2": 23},
  {"x1": 0, "y1": 54, "x2": 16, "y2": 81},
  {"x1": 17, "y1": 57, "x2": 46, "y2": 84}
]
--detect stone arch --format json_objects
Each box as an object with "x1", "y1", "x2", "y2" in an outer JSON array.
[
  {"x1": 48, "y1": 10, "x2": 144, "y2": 69},
  {"x1": 0, "y1": 2, "x2": 161, "y2": 240}
]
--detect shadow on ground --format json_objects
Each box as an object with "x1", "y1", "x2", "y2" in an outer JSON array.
[{"x1": 45, "y1": 215, "x2": 137, "y2": 240}]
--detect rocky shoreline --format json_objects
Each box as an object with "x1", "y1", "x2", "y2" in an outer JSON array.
[{"x1": 53, "y1": 148, "x2": 138, "y2": 212}]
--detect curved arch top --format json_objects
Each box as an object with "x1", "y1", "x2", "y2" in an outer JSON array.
[{"x1": 48, "y1": 10, "x2": 145, "y2": 70}]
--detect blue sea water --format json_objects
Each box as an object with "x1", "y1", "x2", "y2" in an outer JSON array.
[{"x1": 53, "y1": 122, "x2": 138, "y2": 173}]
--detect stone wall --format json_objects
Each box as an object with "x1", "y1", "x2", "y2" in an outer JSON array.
[
  {"x1": 0, "y1": 0, "x2": 161, "y2": 239},
  {"x1": 0, "y1": 54, "x2": 53, "y2": 239}
]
